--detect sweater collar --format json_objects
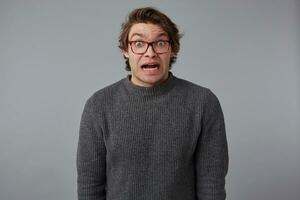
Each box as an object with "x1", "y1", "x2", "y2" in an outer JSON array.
[{"x1": 123, "y1": 72, "x2": 176, "y2": 98}]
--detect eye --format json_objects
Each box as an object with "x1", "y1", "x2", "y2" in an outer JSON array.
[
  {"x1": 134, "y1": 41, "x2": 145, "y2": 48},
  {"x1": 156, "y1": 41, "x2": 167, "y2": 48}
]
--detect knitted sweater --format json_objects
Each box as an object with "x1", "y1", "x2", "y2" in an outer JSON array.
[{"x1": 77, "y1": 72, "x2": 228, "y2": 200}]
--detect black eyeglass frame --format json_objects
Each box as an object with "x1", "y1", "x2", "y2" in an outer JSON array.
[{"x1": 128, "y1": 40, "x2": 171, "y2": 54}]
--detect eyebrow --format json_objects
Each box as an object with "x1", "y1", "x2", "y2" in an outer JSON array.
[{"x1": 129, "y1": 32, "x2": 169, "y2": 40}]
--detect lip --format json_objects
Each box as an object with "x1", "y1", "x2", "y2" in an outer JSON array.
[{"x1": 139, "y1": 61, "x2": 160, "y2": 75}]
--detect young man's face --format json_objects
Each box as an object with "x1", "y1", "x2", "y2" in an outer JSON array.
[{"x1": 123, "y1": 23, "x2": 173, "y2": 87}]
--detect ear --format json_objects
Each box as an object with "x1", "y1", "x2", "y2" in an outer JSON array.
[
  {"x1": 123, "y1": 50, "x2": 129, "y2": 58},
  {"x1": 171, "y1": 51, "x2": 176, "y2": 58},
  {"x1": 171, "y1": 51, "x2": 176, "y2": 57}
]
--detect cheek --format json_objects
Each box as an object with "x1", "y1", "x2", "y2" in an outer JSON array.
[
  {"x1": 136, "y1": 55, "x2": 143, "y2": 63},
  {"x1": 129, "y1": 55, "x2": 141, "y2": 68},
  {"x1": 162, "y1": 54, "x2": 172, "y2": 65}
]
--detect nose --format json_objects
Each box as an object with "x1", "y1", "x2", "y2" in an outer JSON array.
[{"x1": 144, "y1": 44, "x2": 157, "y2": 57}]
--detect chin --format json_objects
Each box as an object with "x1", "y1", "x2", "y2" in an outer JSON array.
[{"x1": 142, "y1": 75, "x2": 166, "y2": 86}]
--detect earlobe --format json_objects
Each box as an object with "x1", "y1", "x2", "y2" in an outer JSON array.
[
  {"x1": 123, "y1": 50, "x2": 129, "y2": 58},
  {"x1": 171, "y1": 52, "x2": 176, "y2": 57}
]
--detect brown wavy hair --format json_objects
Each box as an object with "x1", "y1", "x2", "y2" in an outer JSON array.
[{"x1": 119, "y1": 7, "x2": 183, "y2": 71}]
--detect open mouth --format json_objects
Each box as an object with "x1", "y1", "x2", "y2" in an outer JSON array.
[{"x1": 141, "y1": 63, "x2": 160, "y2": 70}]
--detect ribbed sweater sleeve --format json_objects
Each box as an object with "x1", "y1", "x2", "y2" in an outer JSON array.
[
  {"x1": 77, "y1": 97, "x2": 106, "y2": 200},
  {"x1": 195, "y1": 89, "x2": 229, "y2": 200}
]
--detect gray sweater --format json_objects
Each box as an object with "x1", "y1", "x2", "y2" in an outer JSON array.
[{"x1": 77, "y1": 73, "x2": 228, "y2": 200}]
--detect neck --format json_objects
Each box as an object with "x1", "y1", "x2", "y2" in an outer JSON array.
[{"x1": 130, "y1": 73, "x2": 170, "y2": 88}]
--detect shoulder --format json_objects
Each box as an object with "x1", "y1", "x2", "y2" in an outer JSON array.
[
  {"x1": 174, "y1": 76, "x2": 224, "y2": 118},
  {"x1": 83, "y1": 78, "x2": 125, "y2": 113},
  {"x1": 174, "y1": 76, "x2": 218, "y2": 102}
]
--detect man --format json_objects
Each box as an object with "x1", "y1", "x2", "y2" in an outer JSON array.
[{"x1": 77, "y1": 7, "x2": 228, "y2": 200}]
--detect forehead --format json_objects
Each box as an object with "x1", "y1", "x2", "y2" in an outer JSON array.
[{"x1": 128, "y1": 23, "x2": 168, "y2": 40}]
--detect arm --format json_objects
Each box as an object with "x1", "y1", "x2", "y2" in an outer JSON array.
[
  {"x1": 195, "y1": 90, "x2": 229, "y2": 200},
  {"x1": 77, "y1": 97, "x2": 106, "y2": 200}
]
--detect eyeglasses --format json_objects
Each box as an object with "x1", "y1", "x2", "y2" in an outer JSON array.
[{"x1": 128, "y1": 40, "x2": 171, "y2": 54}]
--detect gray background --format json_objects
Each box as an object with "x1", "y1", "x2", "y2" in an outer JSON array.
[{"x1": 1, "y1": 0, "x2": 299, "y2": 199}]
